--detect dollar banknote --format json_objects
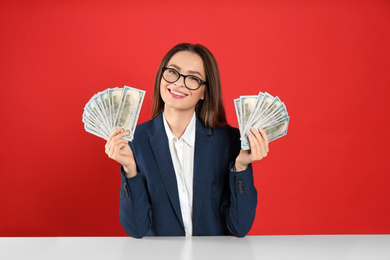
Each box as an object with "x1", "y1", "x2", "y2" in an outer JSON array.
[
  {"x1": 234, "y1": 92, "x2": 289, "y2": 150},
  {"x1": 82, "y1": 85, "x2": 145, "y2": 141}
]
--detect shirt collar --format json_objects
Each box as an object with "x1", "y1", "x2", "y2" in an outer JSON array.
[{"x1": 163, "y1": 112, "x2": 196, "y2": 147}]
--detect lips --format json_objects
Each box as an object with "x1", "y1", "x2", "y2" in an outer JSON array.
[{"x1": 168, "y1": 87, "x2": 188, "y2": 99}]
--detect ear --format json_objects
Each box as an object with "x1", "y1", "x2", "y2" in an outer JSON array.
[{"x1": 200, "y1": 87, "x2": 205, "y2": 100}]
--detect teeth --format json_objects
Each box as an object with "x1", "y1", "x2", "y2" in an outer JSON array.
[{"x1": 170, "y1": 89, "x2": 186, "y2": 97}]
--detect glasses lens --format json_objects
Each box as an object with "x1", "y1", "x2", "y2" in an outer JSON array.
[
  {"x1": 162, "y1": 68, "x2": 203, "y2": 90},
  {"x1": 163, "y1": 68, "x2": 179, "y2": 83},
  {"x1": 185, "y1": 76, "x2": 202, "y2": 90}
]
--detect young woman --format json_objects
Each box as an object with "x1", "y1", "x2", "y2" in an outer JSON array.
[{"x1": 105, "y1": 43, "x2": 269, "y2": 238}]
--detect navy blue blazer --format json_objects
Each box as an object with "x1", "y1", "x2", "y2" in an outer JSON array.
[{"x1": 119, "y1": 114, "x2": 257, "y2": 238}]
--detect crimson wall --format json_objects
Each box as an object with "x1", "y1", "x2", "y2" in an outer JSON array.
[{"x1": 1, "y1": 0, "x2": 390, "y2": 236}]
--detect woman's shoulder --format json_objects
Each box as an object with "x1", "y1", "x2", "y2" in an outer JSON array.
[
  {"x1": 215, "y1": 123, "x2": 238, "y2": 132},
  {"x1": 133, "y1": 114, "x2": 164, "y2": 138},
  {"x1": 212, "y1": 123, "x2": 240, "y2": 139},
  {"x1": 133, "y1": 117, "x2": 155, "y2": 136},
  {"x1": 136, "y1": 117, "x2": 154, "y2": 130}
]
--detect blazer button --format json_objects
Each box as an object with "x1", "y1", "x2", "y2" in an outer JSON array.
[
  {"x1": 123, "y1": 182, "x2": 130, "y2": 198},
  {"x1": 237, "y1": 179, "x2": 244, "y2": 194}
]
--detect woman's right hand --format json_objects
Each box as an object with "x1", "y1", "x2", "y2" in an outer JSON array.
[{"x1": 105, "y1": 127, "x2": 137, "y2": 178}]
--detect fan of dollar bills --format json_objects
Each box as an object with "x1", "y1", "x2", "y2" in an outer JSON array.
[
  {"x1": 234, "y1": 92, "x2": 289, "y2": 150},
  {"x1": 82, "y1": 85, "x2": 145, "y2": 141}
]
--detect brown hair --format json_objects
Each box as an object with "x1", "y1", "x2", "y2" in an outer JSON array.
[{"x1": 151, "y1": 43, "x2": 227, "y2": 129}]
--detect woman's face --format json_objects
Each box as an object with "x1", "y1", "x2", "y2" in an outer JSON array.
[{"x1": 160, "y1": 51, "x2": 206, "y2": 113}]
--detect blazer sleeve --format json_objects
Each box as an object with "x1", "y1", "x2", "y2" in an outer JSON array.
[
  {"x1": 223, "y1": 129, "x2": 258, "y2": 237},
  {"x1": 224, "y1": 163, "x2": 257, "y2": 237},
  {"x1": 118, "y1": 166, "x2": 151, "y2": 238}
]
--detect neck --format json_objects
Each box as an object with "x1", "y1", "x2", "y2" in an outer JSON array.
[{"x1": 164, "y1": 107, "x2": 195, "y2": 139}]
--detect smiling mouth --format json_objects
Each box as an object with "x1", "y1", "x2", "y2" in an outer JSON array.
[{"x1": 168, "y1": 88, "x2": 188, "y2": 97}]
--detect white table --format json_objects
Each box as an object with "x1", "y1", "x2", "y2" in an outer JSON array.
[{"x1": 1, "y1": 235, "x2": 389, "y2": 260}]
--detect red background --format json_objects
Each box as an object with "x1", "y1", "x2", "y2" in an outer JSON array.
[{"x1": 1, "y1": 0, "x2": 390, "y2": 236}]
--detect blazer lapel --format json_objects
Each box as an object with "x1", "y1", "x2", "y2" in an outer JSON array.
[
  {"x1": 192, "y1": 116, "x2": 213, "y2": 231},
  {"x1": 147, "y1": 114, "x2": 184, "y2": 229}
]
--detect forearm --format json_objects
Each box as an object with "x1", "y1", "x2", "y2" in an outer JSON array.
[
  {"x1": 123, "y1": 163, "x2": 138, "y2": 178},
  {"x1": 119, "y1": 167, "x2": 151, "y2": 238},
  {"x1": 225, "y1": 163, "x2": 257, "y2": 237}
]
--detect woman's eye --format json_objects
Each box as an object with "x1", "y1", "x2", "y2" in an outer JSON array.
[
  {"x1": 188, "y1": 76, "x2": 200, "y2": 83},
  {"x1": 168, "y1": 69, "x2": 177, "y2": 74}
]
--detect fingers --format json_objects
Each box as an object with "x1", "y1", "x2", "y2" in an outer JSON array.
[
  {"x1": 105, "y1": 127, "x2": 121, "y2": 150},
  {"x1": 246, "y1": 127, "x2": 269, "y2": 161},
  {"x1": 105, "y1": 127, "x2": 130, "y2": 150},
  {"x1": 106, "y1": 127, "x2": 123, "y2": 144},
  {"x1": 106, "y1": 138, "x2": 128, "y2": 159},
  {"x1": 258, "y1": 127, "x2": 269, "y2": 153},
  {"x1": 105, "y1": 127, "x2": 130, "y2": 158},
  {"x1": 247, "y1": 129, "x2": 262, "y2": 159},
  {"x1": 111, "y1": 139, "x2": 129, "y2": 158}
]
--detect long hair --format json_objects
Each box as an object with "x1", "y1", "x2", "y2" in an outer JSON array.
[{"x1": 151, "y1": 43, "x2": 227, "y2": 129}]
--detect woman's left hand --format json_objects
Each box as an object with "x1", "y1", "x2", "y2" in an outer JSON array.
[{"x1": 234, "y1": 127, "x2": 269, "y2": 172}]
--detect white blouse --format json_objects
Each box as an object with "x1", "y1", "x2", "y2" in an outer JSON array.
[{"x1": 162, "y1": 112, "x2": 196, "y2": 236}]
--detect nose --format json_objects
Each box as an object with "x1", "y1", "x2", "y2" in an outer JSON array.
[{"x1": 175, "y1": 74, "x2": 186, "y2": 87}]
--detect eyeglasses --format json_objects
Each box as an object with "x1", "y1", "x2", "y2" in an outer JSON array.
[{"x1": 162, "y1": 67, "x2": 207, "y2": 90}]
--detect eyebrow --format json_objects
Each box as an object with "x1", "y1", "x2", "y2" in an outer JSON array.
[{"x1": 168, "y1": 64, "x2": 204, "y2": 79}]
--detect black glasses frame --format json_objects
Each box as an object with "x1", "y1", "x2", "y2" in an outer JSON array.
[{"x1": 162, "y1": 67, "x2": 207, "y2": 90}]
